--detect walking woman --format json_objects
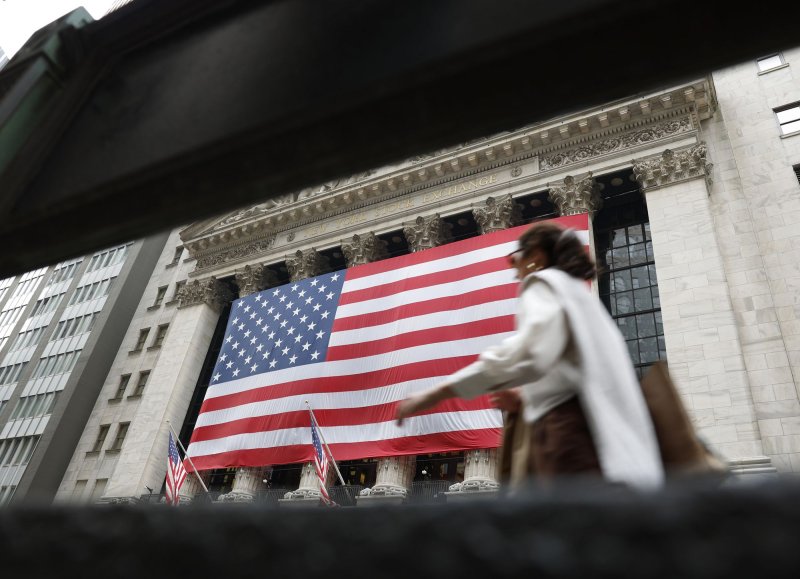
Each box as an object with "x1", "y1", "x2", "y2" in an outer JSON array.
[{"x1": 396, "y1": 222, "x2": 664, "y2": 491}]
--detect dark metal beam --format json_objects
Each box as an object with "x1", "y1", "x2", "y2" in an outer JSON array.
[{"x1": 1, "y1": 0, "x2": 799, "y2": 276}]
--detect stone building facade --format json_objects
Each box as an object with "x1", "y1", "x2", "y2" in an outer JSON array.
[{"x1": 55, "y1": 48, "x2": 800, "y2": 504}]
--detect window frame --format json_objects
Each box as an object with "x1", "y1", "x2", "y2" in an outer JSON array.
[
  {"x1": 91, "y1": 425, "x2": 110, "y2": 453},
  {"x1": 775, "y1": 103, "x2": 800, "y2": 136}
]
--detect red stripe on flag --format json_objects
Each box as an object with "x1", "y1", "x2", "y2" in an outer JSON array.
[{"x1": 326, "y1": 316, "x2": 515, "y2": 361}]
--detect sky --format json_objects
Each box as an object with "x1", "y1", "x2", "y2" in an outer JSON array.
[{"x1": 0, "y1": 0, "x2": 117, "y2": 57}]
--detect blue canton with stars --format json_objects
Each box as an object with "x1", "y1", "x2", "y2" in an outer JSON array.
[{"x1": 210, "y1": 271, "x2": 346, "y2": 385}]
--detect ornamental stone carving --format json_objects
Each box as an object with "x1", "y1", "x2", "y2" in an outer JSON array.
[
  {"x1": 341, "y1": 232, "x2": 389, "y2": 267},
  {"x1": 285, "y1": 249, "x2": 331, "y2": 282},
  {"x1": 540, "y1": 118, "x2": 692, "y2": 170},
  {"x1": 472, "y1": 194, "x2": 523, "y2": 234},
  {"x1": 217, "y1": 466, "x2": 264, "y2": 503},
  {"x1": 369, "y1": 455, "x2": 415, "y2": 497},
  {"x1": 177, "y1": 277, "x2": 234, "y2": 312},
  {"x1": 195, "y1": 236, "x2": 276, "y2": 270},
  {"x1": 548, "y1": 175, "x2": 602, "y2": 216},
  {"x1": 235, "y1": 264, "x2": 280, "y2": 297},
  {"x1": 632, "y1": 143, "x2": 713, "y2": 191},
  {"x1": 403, "y1": 214, "x2": 453, "y2": 253}
]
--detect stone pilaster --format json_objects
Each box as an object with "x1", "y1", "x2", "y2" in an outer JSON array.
[
  {"x1": 178, "y1": 471, "x2": 210, "y2": 505},
  {"x1": 341, "y1": 232, "x2": 388, "y2": 267},
  {"x1": 403, "y1": 214, "x2": 452, "y2": 252},
  {"x1": 177, "y1": 276, "x2": 233, "y2": 311},
  {"x1": 280, "y1": 461, "x2": 335, "y2": 506},
  {"x1": 285, "y1": 249, "x2": 330, "y2": 282},
  {"x1": 548, "y1": 174, "x2": 602, "y2": 216},
  {"x1": 446, "y1": 449, "x2": 500, "y2": 501},
  {"x1": 472, "y1": 194, "x2": 522, "y2": 234},
  {"x1": 217, "y1": 466, "x2": 265, "y2": 503},
  {"x1": 632, "y1": 143, "x2": 713, "y2": 191},
  {"x1": 357, "y1": 455, "x2": 416, "y2": 506}
]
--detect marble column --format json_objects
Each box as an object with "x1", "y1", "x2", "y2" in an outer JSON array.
[
  {"x1": 341, "y1": 232, "x2": 388, "y2": 266},
  {"x1": 281, "y1": 249, "x2": 333, "y2": 505},
  {"x1": 103, "y1": 277, "x2": 233, "y2": 501},
  {"x1": 402, "y1": 214, "x2": 452, "y2": 252},
  {"x1": 358, "y1": 456, "x2": 416, "y2": 506},
  {"x1": 632, "y1": 143, "x2": 772, "y2": 474},
  {"x1": 473, "y1": 194, "x2": 523, "y2": 234},
  {"x1": 217, "y1": 265, "x2": 279, "y2": 503},
  {"x1": 547, "y1": 174, "x2": 603, "y2": 217},
  {"x1": 178, "y1": 471, "x2": 211, "y2": 505}
]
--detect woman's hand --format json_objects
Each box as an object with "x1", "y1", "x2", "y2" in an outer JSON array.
[
  {"x1": 396, "y1": 384, "x2": 455, "y2": 425},
  {"x1": 490, "y1": 387, "x2": 522, "y2": 413}
]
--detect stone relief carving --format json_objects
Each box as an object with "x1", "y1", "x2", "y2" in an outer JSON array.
[
  {"x1": 403, "y1": 214, "x2": 453, "y2": 253},
  {"x1": 235, "y1": 264, "x2": 281, "y2": 297},
  {"x1": 472, "y1": 194, "x2": 523, "y2": 234},
  {"x1": 285, "y1": 249, "x2": 331, "y2": 282},
  {"x1": 548, "y1": 175, "x2": 603, "y2": 216},
  {"x1": 195, "y1": 236, "x2": 276, "y2": 270},
  {"x1": 341, "y1": 232, "x2": 389, "y2": 267},
  {"x1": 177, "y1": 277, "x2": 234, "y2": 311},
  {"x1": 216, "y1": 490, "x2": 256, "y2": 503},
  {"x1": 540, "y1": 118, "x2": 692, "y2": 170},
  {"x1": 632, "y1": 143, "x2": 713, "y2": 190}
]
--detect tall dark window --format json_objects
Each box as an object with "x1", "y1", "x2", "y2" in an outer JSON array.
[{"x1": 594, "y1": 170, "x2": 666, "y2": 378}]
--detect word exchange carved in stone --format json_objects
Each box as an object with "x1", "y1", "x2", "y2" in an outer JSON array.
[
  {"x1": 196, "y1": 236, "x2": 276, "y2": 270},
  {"x1": 540, "y1": 118, "x2": 692, "y2": 170}
]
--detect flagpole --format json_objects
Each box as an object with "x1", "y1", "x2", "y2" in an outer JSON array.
[
  {"x1": 166, "y1": 421, "x2": 210, "y2": 494},
  {"x1": 304, "y1": 401, "x2": 346, "y2": 486}
]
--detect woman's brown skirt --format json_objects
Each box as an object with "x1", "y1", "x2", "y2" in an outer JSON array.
[{"x1": 499, "y1": 396, "x2": 601, "y2": 489}]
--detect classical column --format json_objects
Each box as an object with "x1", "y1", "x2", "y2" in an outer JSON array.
[
  {"x1": 402, "y1": 214, "x2": 452, "y2": 252},
  {"x1": 547, "y1": 174, "x2": 603, "y2": 216},
  {"x1": 341, "y1": 232, "x2": 388, "y2": 266},
  {"x1": 178, "y1": 471, "x2": 211, "y2": 505},
  {"x1": 103, "y1": 277, "x2": 233, "y2": 501},
  {"x1": 633, "y1": 143, "x2": 772, "y2": 475},
  {"x1": 472, "y1": 194, "x2": 522, "y2": 234},
  {"x1": 217, "y1": 466, "x2": 266, "y2": 503},
  {"x1": 357, "y1": 456, "x2": 416, "y2": 506},
  {"x1": 280, "y1": 249, "x2": 333, "y2": 505},
  {"x1": 234, "y1": 263, "x2": 279, "y2": 296},
  {"x1": 446, "y1": 449, "x2": 500, "y2": 501}
]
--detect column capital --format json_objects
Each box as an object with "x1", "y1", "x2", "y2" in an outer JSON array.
[
  {"x1": 548, "y1": 174, "x2": 602, "y2": 216},
  {"x1": 632, "y1": 143, "x2": 713, "y2": 191},
  {"x1": 341, "y1": 232, "x2": 389, "y2": 267},
  {"x1": 234, "y1": 264, "x2": 280, "y2": 296},
  {"x1": 285, "y1": 249, "x2": 330, "y2": 281},
  {"x1": 177, "y1": 277, "x2": 233, "y2": 312},
  {"x1": 403, "y1": 214, "x2": 452, "y2": 252},
  {"x1": 472, "y1": 194, "x2": 523, "y2": 234}
]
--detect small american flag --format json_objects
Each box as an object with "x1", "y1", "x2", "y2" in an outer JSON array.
[
  {"x1": 185, "y1": 214, "x2": 590, "y2": 469},
  {"x1": 310, "y1": 411, "x2": 335, "y2": 506},
  {"x1": 166, "y1": 432, "x2": 188, "y2": 506}
]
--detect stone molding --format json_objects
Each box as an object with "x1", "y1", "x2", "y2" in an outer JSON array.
[
  {"x1": 540, "y1": 117, "x2": 693, "y2": 171},
  {"x1": 341, "y1": 232, "x2": 389, "y2": 267},
  {"x1": 472, "y1": 194, "x2": 523, "y2": 234},
  {"x1": 180, "y1": 80, "x2": 715, "y2": 265},
  {"x1": 194, "y1": 235, "x2": 275, "y2": 271},
  {"x1": 548, "y1": 174, "x2": 603, "y2": 216},
  {"x1": 403, "y1": 214, "x2": 452, "y2": 252},
  {"x1": 177, "y1": 277, "x2": 233, "y2": 311},
  {"x1": 234, "y1": 264, "x2": 280, "y2": 296},
  {"x1": 632, "y1": 143, "x2": 713, "y2": 191},
  {"x1": 285, "y1": 249, "x2": 330, "y2": 282}
]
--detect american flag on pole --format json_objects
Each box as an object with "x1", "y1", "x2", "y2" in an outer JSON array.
[
  {"x1": 166, "y1": 431, "x2": 188, "y2": 506},
  {"x1": 185, "y1": 214, "x2": 590, "y2": 470},
  {"x1": 309, "y1": 411, "x2": 335, "y2": 506}
]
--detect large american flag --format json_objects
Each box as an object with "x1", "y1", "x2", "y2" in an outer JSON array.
[
  {"x1": 166, "y1": 432, "x2": 188, "y2": 505},
  {"x1": 185, "y1": 214, "x2": 590, "y2": 470}
]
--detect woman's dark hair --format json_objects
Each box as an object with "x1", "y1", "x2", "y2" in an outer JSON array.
[{"x1": 517, "y1": 221, "x2": 596, "y2": 280}]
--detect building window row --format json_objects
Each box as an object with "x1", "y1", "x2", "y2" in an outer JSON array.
[
  {"x1": 67, "y1": 278, "x2": 114, "y2": 307},
  {"x1": 29, "y1": 350, "x2": 81, "y2": 380},
  {"x1": 85, "y1": 245, "x2": 129, "y2": 274},
  {"x1": 0, "y1": 435, "x2": 39, "y2": 468},
  {"x1": 9, "y1": 392, "x2": 59, "y2": 421},
  {"x1": 45, "y1": 261, "x2": 81, "y2": 287},
  {"x1": 51, "y1": 313, "x2": 97, "y2": 342},
  {"x1": 90, "y1": 422, "x2": 129, "y2": 453},
  {"x1": 8, "y1": 326, "x2": 48, "y2": 352},
  {"x1": 29, "y1": 292, "x2": 66, "y2": 318},
  {"x1": 0, "y1": 305, "x2": 25, "y2": 330},
  {"x1": 131, "y1": 324, "x2": 169, "y2": 352},
  {"x1": 0, "y1": 363, "x2": 26, "y2": 386},
  {"x1": 111, "y1": 370, "x2": 150, "y2": 400}
]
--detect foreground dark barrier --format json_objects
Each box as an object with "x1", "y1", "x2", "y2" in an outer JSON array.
[{"x1": 3, "y1": 477, "x2": 799, "y2": 578}]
